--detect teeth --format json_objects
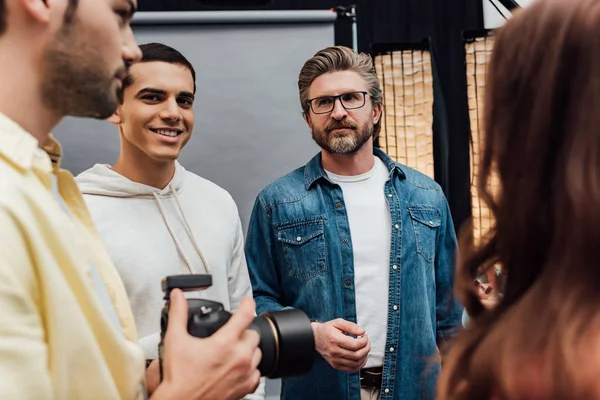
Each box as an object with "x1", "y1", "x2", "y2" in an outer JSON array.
[{"x1": 155, "y1": 129, "x2": 179, "y2": 137}]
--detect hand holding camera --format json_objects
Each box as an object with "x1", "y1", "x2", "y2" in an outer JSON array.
[
  {"x1": 150, "y1": 288, "x2": 261, "y2": 400},
  {"x1": 151, "y1": 274, "x2": 316, "y2": 400}
]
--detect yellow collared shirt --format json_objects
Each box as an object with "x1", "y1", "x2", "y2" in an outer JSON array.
[{"x1": 0, "y1": 113, "x2": 146, "y2": 399}]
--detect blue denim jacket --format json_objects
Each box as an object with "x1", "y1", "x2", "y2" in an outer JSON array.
[{"x1": 245, "y1": 148, "x2": 463, "y2": 400}]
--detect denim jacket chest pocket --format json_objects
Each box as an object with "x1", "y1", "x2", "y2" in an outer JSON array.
[
  {"x1": 408, "y1": 204, "x2": 442, "y2": 263},
  {"x1": 276, "y1": 218, "x2": 327, "y2": 281}
]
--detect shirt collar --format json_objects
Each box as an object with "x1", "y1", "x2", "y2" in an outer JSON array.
[
  {"x1": 0, "y1": 112, "x2": 63, "y2": 176},
  {"x1": 303, "y1": 146, "x2": 406, "y2": 190}
]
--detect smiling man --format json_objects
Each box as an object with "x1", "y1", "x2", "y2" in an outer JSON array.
[{"x1": 76, "y1": 42, "x2": 264, "y2": 398}]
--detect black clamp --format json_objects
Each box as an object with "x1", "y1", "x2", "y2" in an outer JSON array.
[{"x1": 332, "y1": 4, "x2": 357, "y2": 23}]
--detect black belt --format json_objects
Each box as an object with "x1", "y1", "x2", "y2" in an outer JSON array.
[{"x1": 360, "y1": 367, "x2": 382, "y2": 389}]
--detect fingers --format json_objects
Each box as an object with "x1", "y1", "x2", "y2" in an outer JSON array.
[
  {"x1": 239, "y1": 321, "x2": 261, "y2": 349},
  {"x1": 247, "y1": 369, "x2": 261, "y2": 395},
  {"x1": 165, "y1": 289, "x2": 188, "y2": 337},
  {"x1": 229, "y1": 370, "x2": 260, "y2": 400},
  {"x1": 331, "y1": 318, "x2": 365, "y2": 337},
  {"x1": 230, "y1": 343, "x2": 261, "y2": 400},
  {"x1": 322, "y1": 328, "x2": 371, "y2": 372},
  {"x1": 358, "y1": 355, "x2": 369, "y2": 370},
  {"x1": 336, "y1": 333, "x2": 370, "y2": 352},
  {"x1": 250, "y1": 346, "x2": 262, "y2": 370},
  {"x1": 336, "y1": 347, "x2": 369, "y2": 372},
  {"x1": 219, "y1": 296, "x2": 257, "y2": 339},
  {"x1": 238, "y1": 328, "x2": 261, "y2": 370},
  {"x1": 330, "y1": 340, "x2": 371, "y2": 362}
]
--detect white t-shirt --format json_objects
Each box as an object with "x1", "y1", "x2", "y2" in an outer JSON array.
[{"x1": 325, "y1": 156, "x2": 391, "y2": 368}]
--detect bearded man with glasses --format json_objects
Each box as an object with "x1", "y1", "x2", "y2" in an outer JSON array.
[{"x1": 244, "y1": 45, "x2": 463, "y2": 400}]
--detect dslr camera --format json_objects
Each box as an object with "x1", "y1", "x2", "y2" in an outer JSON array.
[{"x1": 158, "y1": 274, "x2": 316, "y2": 379}]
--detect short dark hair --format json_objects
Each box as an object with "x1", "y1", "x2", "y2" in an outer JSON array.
[
  {"x1": 118, "y1": 42, "x2": 196, "y2": 103},
  {"x1": 0, "y1": 0, "x2": 78, "y2": 35}
]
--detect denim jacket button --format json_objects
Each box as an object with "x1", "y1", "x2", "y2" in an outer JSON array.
[
  {"x1": 343, "y1": 238, "x2": 349, "y2": 243},
  {"x1": 345, "y1": 280, "x2": 351, "y2": 286},
  {"x1": 384, "y1": 388, "x2": 390, "y2": 394},
  {"x1": 389, "y1": 347, "x2": 395, "y2": 352},
  {"x1": 394, "y1": 224, "x2": 400, "y2": 229},
  {"x1": 296, "y1": 236, "x2": 302, "y2": 242},
  {"x1": 392, "y1": 265, "x2": 398, "y2": 270},
  {"x1": 387, "y1": 193, "x2": 393, "y2": 198},
  {"x1": 335, "y1": 203, "x2": 342, "y2": 208},
  {"x1": 393, "y1": 305, "x2": 398, "y2": 311}
]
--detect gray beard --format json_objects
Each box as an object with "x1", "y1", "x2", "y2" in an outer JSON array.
[{"x1": 312, "y1": 122, "x2": 373, "y2": 154}]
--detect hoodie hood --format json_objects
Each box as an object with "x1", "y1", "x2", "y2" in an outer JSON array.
[
  {"x1": 76, "y1": 159, "x2": 212, "y2": 278},
  {"x1": 76, "y1": 161, "x2": 186, "y2": 198}
]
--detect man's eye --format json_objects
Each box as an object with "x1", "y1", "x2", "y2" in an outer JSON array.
[
  {"x1": 115, "y1": 10, "x2": 130, "y2": 24},
  {"x1": 142, "y1": 95, "x2": 160, "y2": 101}
]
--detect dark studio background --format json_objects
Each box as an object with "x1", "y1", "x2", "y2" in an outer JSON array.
[{"x1": 138, "y1": 0, "x2": 485, "y2": 235}]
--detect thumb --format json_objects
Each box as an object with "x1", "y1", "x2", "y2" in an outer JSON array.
[
  {"x1": 332, "y1": 319, "x2": 365, "y2": 336},
  {"x1": 165, "y1": 289, "x2": 189, "y2": 338}
]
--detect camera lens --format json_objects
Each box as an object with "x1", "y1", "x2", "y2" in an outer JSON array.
[
  {"x1": 159, "y1": 275, "x2": 316, "y2": 382},
  {"x1": 249, "y1": 309, "x2": 315, "y2": 379}
]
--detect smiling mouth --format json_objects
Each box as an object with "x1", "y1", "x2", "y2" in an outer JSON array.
[{"x1": 150, "y1": 128, "x2": 183, "y2": 138}]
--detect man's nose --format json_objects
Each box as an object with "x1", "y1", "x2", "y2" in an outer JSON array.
[
  {"x1": 330, "y1": 98, "x2": 348, "y2": 120},
  {"x1": 160, "y1": 98, "x2": 182, "y2": 122}
]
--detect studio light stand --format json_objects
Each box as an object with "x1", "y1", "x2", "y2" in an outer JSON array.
[{"x1": 333, "y1": 5, "x2": 358, "y2": 52}]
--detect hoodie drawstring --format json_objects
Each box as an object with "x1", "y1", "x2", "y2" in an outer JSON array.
[
  {"x1": 170, "y1": 183, "x2": 212, "y2": 275},
  {"x1": 152, "y1": 185, "x2": 212, "y2": 275}
]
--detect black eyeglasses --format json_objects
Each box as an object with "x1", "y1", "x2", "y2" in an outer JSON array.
[{"x1": 307, "y1": 91, "x2": 368, "y2": 114}]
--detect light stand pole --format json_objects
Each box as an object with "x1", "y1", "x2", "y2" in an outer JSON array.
[{"x1": 333, "y1": 5, "x2": 358, "y2": 52}]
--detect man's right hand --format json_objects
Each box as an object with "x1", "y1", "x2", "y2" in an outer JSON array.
[
  {"x1": 311, "y1": 318, "x2": 370, "y2": 372},
  {"x1": 150, "y1": 289, "x2": 262, "y2": 400}
]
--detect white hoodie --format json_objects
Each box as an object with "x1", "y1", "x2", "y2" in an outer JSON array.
[{"x1": 76, "y1": 161, "x2": 252, "y2": 358}]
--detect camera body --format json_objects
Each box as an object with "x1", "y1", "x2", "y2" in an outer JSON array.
[{"x1": 158, "y1": 274, "x2": 315, "y2": 380}]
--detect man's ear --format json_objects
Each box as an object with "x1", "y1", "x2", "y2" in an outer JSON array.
[
  {"x1": 372, "y1": 103, "x2": 383, "y2": 125},
  {"x1": 108, "y1": 109, "x2": 122, "y2": 125},
  {"x1": 20, "y1": 0, "x2": 52, "y2": 25}
]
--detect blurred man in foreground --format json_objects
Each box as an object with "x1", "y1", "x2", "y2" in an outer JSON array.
[{"x1": 0, "y1": 0, "x2": 261, "y2": 398}]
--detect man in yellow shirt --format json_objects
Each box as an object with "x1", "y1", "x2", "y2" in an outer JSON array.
[{"x1": 0, "y1": 0, "x2": 262, "y2": 399}]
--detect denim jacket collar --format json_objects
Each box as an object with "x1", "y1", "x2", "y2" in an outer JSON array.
[{"x1": 303, "y1": 147, "x2": 406, "y2": 190}]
